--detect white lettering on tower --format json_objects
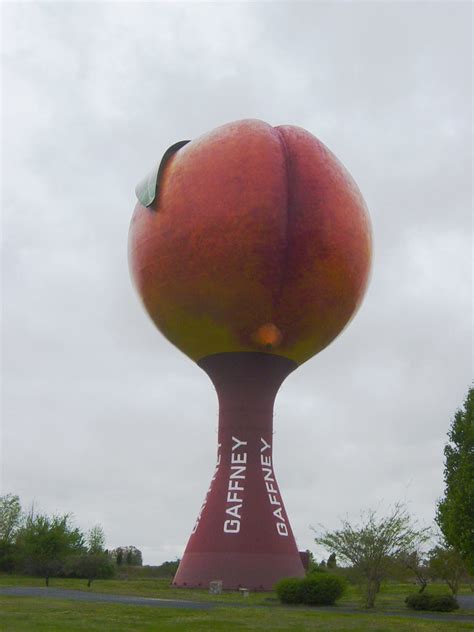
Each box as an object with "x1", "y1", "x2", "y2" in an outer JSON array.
[
  {"x1": 260, "y1": 437, "x2": 288, "y2": 536},
  {"x1": 223, "y1": 436, "x2": 247, "y2": 533}
]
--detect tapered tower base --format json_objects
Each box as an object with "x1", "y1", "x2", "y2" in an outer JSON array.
[{"x1": 173, "y1": 352, "x2": 305, "y2": 590}]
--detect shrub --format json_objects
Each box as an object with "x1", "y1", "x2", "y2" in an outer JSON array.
[
  {"x1": 275, "y1": 577, "x2": 305, "y2": 604},
  {"x1": 307, "y1": 565, "x2": 327, "y2": 575},
  {"x1": 0, "y1": 542, "x2": 18, "y2": 573},
  {"x1": 301, "y1": 575, "x2": 346, "y2": 605},
  {"x1": 276, "y1": 575, "x2": 346, "y2": 606},
  {"x1": 429, "y1": 595, "x2": 460, "y2": 611},
  {"x1": 405, "y1": 593, "x2": 459, "y2": 612}
]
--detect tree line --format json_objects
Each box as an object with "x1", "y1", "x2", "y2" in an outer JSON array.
[{"x1": 0, "y1": 498, "x2": 143, "y2": 586}]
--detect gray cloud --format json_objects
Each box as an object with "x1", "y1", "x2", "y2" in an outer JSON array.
[{"x1": 2, "y1": 2, "x2": 471, "y2": 563}]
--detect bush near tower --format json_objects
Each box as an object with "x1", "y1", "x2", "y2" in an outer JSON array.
[{"x1": 275, "y1": 574, "x2": 346, "y2": 605}]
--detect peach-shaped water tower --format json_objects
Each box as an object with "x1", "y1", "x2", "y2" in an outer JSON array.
[{"x1": 129, "y1": 119, "x2": 372, "y2": 590}]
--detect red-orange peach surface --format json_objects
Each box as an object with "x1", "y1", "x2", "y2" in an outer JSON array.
[{"x1": 129, "y1": 119, "x2": 372, "y2": 365}]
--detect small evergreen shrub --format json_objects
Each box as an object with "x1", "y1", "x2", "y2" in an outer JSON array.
[
  {"x1": 405, "y1": 593, "x2": 459, "y2": 612},
  {"x1": 276, "y1": 575, "x2": 346, "y2": 606}
]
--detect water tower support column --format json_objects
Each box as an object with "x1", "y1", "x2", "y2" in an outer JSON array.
[{"x1": 173, "y1": 352, "x2": 305, "y2": 590}]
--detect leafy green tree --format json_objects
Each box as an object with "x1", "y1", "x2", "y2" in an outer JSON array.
[
  {"x1": 68, "y1": 524, "x2": 114, "y2": 587},
  {"x1": 398, "y1": 549, "x2": 430, "y2": 593},
  {"x1": 429, "y1": 544, "x2": 468, "y2": 595},
  {"x1": 313, "y1": 504, "x2": 430, "y2": 608},
  {"x1": 0, "y1": 494, "x2": 23, "y2": 572},
  {"x1": 126, "y1": 546, "x2": 142, "y2": 566},
  {"x1": 65, "y1": 552, "x2": 115, "y2": 587},
  {"x1": 87, "y1": 525, "x2": 105, "y2": 554},
  {"x1": 327, "y1": 552, "x2": 337, "y2": 569},
  {"x1": 302, "y1": 550, "x2": 319, "y2": 574},
  {"x1": 155, "y1": 558, "x2": 180, "y2": 577},
  {"x1": 0, "y1": 494, "x2": 23, "y2": 543},
  {"x1": 16, "y1": 513, "x2": 85, "y2": 585},
  {"x1": 112, "y1": 546, "x2": 142, "y2": 566},
  {"x1": 436, "y1": 386, "x2": 474, "y2": 573}
]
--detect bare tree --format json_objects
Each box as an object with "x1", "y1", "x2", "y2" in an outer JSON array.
[{"x1": 313, "y1": 504, "x2": 430, "y2": 608}]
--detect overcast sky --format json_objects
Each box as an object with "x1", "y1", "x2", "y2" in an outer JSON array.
[{"x1": 2, "y1": 2, "x2": 472, "y2": 565}]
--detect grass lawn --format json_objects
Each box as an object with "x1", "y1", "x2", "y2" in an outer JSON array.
[
  {"x1": 1, "y1": 597, "x2": 473, "y2": 632},
  {"x1": 0, "y1": 575, "x2": 472, "y2": 631},
  {"x1": 0, "y1": 574, "x2": 472, "y2": 610}
]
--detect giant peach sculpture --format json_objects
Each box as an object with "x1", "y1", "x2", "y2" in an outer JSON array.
[{"x1": 129, "y1": 119, "x2": 372, "y2": 590}]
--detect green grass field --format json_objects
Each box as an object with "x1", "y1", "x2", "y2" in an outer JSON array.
[
  {"x1": 0, "y1": 575, "x2": 472, "y2": 631},
  {"x1": 2, "y1": 598, "x2": 474, "y2": 632}
]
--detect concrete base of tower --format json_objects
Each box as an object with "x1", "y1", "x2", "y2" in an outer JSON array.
[{"x1": 172, "y1": 551, "x2": 305, "y2": 591}]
